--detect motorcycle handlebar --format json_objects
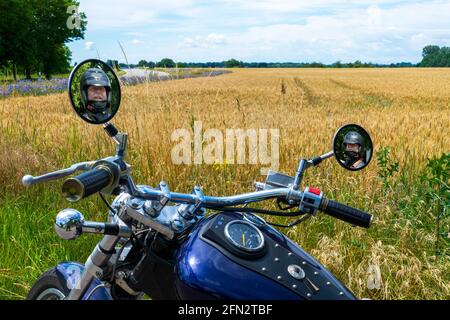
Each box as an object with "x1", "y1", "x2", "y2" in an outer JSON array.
[
  {"x1": 62, "y1": 166, "x2": 114, "y2": 202},
  {"x1": 320, "y1": 198, "x2": 373, "y2": 228}
]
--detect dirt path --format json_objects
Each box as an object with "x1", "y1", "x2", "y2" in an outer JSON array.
[{"x1": 122, "y1": 68, "x2": 170, "y2": 79}]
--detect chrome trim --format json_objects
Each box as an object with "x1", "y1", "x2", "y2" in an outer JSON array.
[
  {"x1": 224, "y1": 220, "x2": 265, "y2": 252},
  {"x1": 36, "y1": 288, "x2": 66, "y2": 300},
  {"x1": 128, "y1": 176, "x2": 303, "y2": 208},
  {"x1": 287, "y1": 264, "x2": 306, "y2": 280},
  {"x1": 125, "y1": 205, "x2": 175, "y2": 239},
  {"x1": 55, "y1": 209, "x2": 85, "y2": 240}
]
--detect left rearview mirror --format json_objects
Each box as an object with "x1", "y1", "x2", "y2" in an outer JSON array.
[{"x1": 68, "y1": 59, "x2": 121, "y2": 125}]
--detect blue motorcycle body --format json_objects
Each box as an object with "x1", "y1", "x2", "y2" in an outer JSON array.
[
  {"x1": 175, "y1": 212, "x2": 355, "y2": 300},
  {"x1": 56, "y1": 212, "x2": 355, "y2": 300}
]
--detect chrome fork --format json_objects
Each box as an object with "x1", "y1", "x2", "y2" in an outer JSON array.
[{"x1": 66, "y1": 235, "x2": 119, "y2": 300}]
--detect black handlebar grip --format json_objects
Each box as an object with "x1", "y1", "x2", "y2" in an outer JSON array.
[
  {"x1": 62, "y1": 166, "x2": 113, "y2": 202},
  {"x1": 320, "y1": 198, "x2": 373, "y2": 228}
]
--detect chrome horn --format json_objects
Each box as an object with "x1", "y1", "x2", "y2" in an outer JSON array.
[{"x1": 55, "y1": 208, "x2": 85, "y2": 240}]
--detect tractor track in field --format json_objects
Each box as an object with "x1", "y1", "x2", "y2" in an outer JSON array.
[
  {"x1": 329, "y1": 79, "x2": 393, "y2": 107},
  {"x1": 292, "y1": 77, "x2": 323, "y2": 106}
]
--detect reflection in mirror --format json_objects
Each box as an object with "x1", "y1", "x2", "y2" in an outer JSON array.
[
  {"x1": 333, "y1": 124, "x2": 373, "y2": 171},
  {"x1": 68, "y1": 59, "x2": 121, "y2": 124}
]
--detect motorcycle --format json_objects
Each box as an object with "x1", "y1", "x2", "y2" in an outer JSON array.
[{"x1": 23, "y1": 59, "x2": 374, "y2": 300}]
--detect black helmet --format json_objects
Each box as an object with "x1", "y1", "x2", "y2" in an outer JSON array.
[
  {"x1": 80, "y1": 68, "x2": 111, "y2": 113},
  {"x1": 343, "y1": 131, "x2": 363, "y2": 146},
  {"x1": 343, "y1": 131, "x2": 364, "y2": 161}
]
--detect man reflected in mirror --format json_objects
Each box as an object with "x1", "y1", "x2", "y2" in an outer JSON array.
[
  {"x1": 342, "y1": 131, "x2": 366, "y2": 169},
  {"x1": 80, "y1": 68, "x2": 112, "y2": 123}
]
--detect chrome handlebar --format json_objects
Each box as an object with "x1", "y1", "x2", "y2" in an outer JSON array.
[{"x1": 125, "y1": 176, "x2": 303, "y2": 209}]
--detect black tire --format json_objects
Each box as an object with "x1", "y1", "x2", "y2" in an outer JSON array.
[{"x1": 27, "y1": 267, "x2": 70, "y2": 300}]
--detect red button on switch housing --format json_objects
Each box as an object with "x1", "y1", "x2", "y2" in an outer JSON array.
[{"x1": 308, "y1": 187, "x2": 321, "y2": 195}]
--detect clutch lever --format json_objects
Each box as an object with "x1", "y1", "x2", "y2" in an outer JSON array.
[{"x1": 22, "y1": 161, "x2": 95, "y2": 187}]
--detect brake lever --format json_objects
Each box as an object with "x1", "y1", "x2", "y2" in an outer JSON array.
[{"x1": 22, "y1": 161, "x2": 95, "y2": 187}]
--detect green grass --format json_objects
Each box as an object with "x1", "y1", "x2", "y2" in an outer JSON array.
[{"x1": 0, "y1": 186, "x2": 112, "y2": 299}]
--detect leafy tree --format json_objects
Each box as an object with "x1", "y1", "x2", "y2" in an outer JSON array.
[
  {"x1": 0, "y1": 0, "x2": 86, "y2": 80},
  {"x1": 224, "y1": 59, "x2": 242, "y2": 68},
  {"x1": 138, "y1": 60, "x2": 148, "y2": 67},
  {"x1": 0, "y1": 0, "x2": 34, "y2": 80},
  {"x1": 419, "y1": 45, "x2": 450, "y2": 67},
  {"x1": 30, "y1": 0, "x2": 87, "y2": 79},
  {"x1": 157, "y1": 58, "x2": 176, "y2": 68},
  {"x1": 422, "y1": 45, "x2": 440, "y2": 58}
]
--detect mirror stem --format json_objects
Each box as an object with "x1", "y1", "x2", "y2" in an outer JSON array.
[
  {"x1": 103, "y1": 123, "x2": 120, "y2": 143},
  {"x1": 319, "y1": 151, "x2": 334, "y2": 161},
  {"x1": 292, "y1": 159, "x2": 308, "y2": 190},
  {"x1": 292, "y1": 151, "x2": 334, "y2": 190},
  {"x1": 116, "y1": 133, "x2": 128, "y2": 159}
]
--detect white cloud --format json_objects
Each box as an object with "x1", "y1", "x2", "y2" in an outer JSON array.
[
  {"x1": 203, "y1": 1, "x2": 450, "y2": 63},
  {"x1": 71, "y1": 0, "x2": 450, "y2": 63},
  {"x1": 182, "y1": 33, "x2": 226, "y2": 48},
  {"x1": 84, "y1": 41, "x2": 95, "y2": 50},
  {"x1": 131, "y1": 39, "x2": 144, "y2": 45},
  {"x1": 78, "y1": 0, "x2": 195, "y2": 30}
]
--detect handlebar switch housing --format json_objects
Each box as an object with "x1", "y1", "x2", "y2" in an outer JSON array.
[{"x1": 299, "y1": 187, "x2": 323, "y2": 215}]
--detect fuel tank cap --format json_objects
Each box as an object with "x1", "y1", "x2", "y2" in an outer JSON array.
[{"x1": 287, "y1": 264, "x2": 306, "y2": 280}]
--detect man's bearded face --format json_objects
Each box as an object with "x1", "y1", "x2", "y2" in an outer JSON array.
[
  {"x1": 345, "y1": 143, "x2": 360, "y2": 153},
  {"x1": 87, "y1": 86, "x2": 107, "y2": 101},
  {"x1": 345, "y1": 143, "x2": 361, "y2": 160}
]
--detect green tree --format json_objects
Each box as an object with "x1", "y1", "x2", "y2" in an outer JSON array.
[
  {"x1": 30, "y1": 0, "x2": 87, "y2": 79},
  {"x1": 224, "y1": 59, "x2": 242, "y2": 68},
  {"x1": 0, "y1": 0, "x2": 86, "y2": 80},
  {"x1": 422, "y1": 45, "x2": 440, "y2": 58},
  {"x1": 138, "y1": 60, "x2": 148, "y2": 67},
  {"x1": 0, "y1": 0, "x2": 34, "y2": 80},
  {"x1": 419, "y1": 45, "x2": 450, "y2": 67},
  {"x1": 157, "y1": 58, "x2": 176, "y2": 68}
]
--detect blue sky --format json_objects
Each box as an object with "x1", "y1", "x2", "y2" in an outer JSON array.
[{"x1": 67, "y1": 0, "x2": 450, "y2": 64}]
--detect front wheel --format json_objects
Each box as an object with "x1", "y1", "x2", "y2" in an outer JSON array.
[{"x1": 27, "y1": 267, "x2": 69, "y2": 300}]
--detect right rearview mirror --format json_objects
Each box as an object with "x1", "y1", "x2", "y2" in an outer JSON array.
[{"x1": 333, "y1": 124, "x2": 373, "y2": 171}]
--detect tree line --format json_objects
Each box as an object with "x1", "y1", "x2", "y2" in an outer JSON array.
[
  {"x1": 419, "y1": 45, "x2": 450, "y2": 67},
  {"x1": 131, "y1": 45, "x2": 450, "y2": 69},
  {"x1": 131, "y1": 58, "x2": 415, "y2": 69},
  {"x1": 0, "y1": 0, "x2": 86, "y2": 80}
]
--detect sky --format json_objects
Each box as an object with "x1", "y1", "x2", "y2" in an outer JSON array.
[{"x1": 67, "y1": 0, "x2": 450, "y2": 64}]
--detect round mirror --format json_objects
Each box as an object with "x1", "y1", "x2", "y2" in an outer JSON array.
[
  {"x1": 68, "y1": 59, "x2": 121, "y2": 124},
  {"x1": 333, "y1": 124, "x2": 373, "y2": 171}
]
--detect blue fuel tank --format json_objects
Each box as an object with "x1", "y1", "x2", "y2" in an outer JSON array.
[{"x1": 174, "y1": 212, "x2": 356, "y2": 300}]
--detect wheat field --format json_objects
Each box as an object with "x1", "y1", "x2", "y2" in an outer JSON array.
[{"x1": 0, "y1": 68, "x2": 449, "y2": 299}]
